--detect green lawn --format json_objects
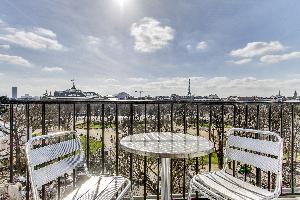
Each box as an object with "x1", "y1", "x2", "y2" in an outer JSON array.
[
  {"x1": 80, "y1": 135, "x2": 102, "y2": 155},
  {"x1": 75, "y1": 121, "x2": 114, "y2": 129}
]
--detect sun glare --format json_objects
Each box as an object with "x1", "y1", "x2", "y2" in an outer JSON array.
[{"x1": 114, "y1": 0, "x2": 128, "y2": 10}]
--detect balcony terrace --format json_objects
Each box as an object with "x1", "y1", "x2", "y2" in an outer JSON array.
[{"x1": 1, "y1": 99, "x2": 300, "y2": 199}]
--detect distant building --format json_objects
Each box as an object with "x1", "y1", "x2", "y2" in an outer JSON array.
[
  {"x1": 18, "y1": 94, "x2": 40, "y2": 100},
  {"x1": 171, "y1": 94, "x2": 180, "y2": 101},
  {"x1": 208, "y1": 94, "x2": 220, "y2": 100},
  {"x1": 115, "y1": 92, "x2": 132, "y2": 100},
  {"x1": 294, "y1": 90, "x2": 298, "y2": 99},
  {"x1": 44, "y1": 81, "x2": 102, "y2": 100},
  {"x1": 12, "y1": 87, "x2": 17, "y2": 99},
  {"x1": 155, "y1": 96, "x2": 171, "y2": 101},
  {"x1": 270, "y1": 90, "x2": 286, "y2": 102},
  {"x1": 104, "y1": 95, "x2": 118, "y2": 101}
]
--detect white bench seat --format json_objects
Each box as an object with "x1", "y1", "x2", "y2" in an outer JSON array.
[
  {"x1": 63, "y1": 176, "x2": 129, "y2": 200},
  {"x1": 191, "y1": 171, "x2": 275, "y2": 200}
]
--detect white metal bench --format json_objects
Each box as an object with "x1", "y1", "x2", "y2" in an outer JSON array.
[
  {"x1": 188, "y1": 128, "x2": 284, "y2": 200},
  {"x1": 25, "y1": 131, "x2": 131, "y2": 200}
]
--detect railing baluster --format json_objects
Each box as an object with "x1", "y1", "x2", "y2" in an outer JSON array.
[
  {"x1": 208, "y1": 105, "x2": 212, "y2": 172},
  {"x1": 157, "y1": 103, "x2": 160, "y2": 200},
  {"x1": 183, "y1": 103, "x2": 187, "y2": 200},
  {"x1": 26, "y1": 104, "x2": 30, "y2": 200},
  {"x1": 73, "y1": 104, "x2": 76, "y2": 131},
  {"x1": 280, "y1": 104, "x2": 283, "y2": 138},
  {"x1": 73, "y1": 103, "x2": 76, "y2": 188},
  {"x1": 221, "y1": 105, "x2": 224, "y2": 169},
  {"x1": 86, "y1": 104, "x2": 91, "y2": 170},
  {"x1": 58, "y1": 104, "x2": 61, "y2": 199},
  {"x1": 129, "y1": 104, "x2": 133, "y2": 189},
  {"x1": 41, "y1": 103, "x2": 46, "y2": 200},
  {"x1": 291, "y1": 104, "x2": 295, "y2": 194},
  {"x1": 232, "y1": 104, "x2": 236, "y2": 177},
  {"x1": 115, "y1": 104, "x2": 119, "y2": 176},
  {"x1": 9, "y1": 104, "x2": 13, "y2": 183},
  {"x1": 279, "y1": 104, "x2": 283, "y2": 194},
  {"x1": 244, "y1": 104, "x2": 248, "y2": 182},
  {"x1": 255, "y1": 104, "x2": 261, "y2": 187},
  {"x1": 170, "y1": 103, "x2": 174, "y2": 198},
  {"x1": 101, "y1": 104, "x2": 105, "y2": 173},
  {"x1": 268, "y1": 104, "x2": 272, "y2": 190},
  {"x1": 144, "y1": 103, "x2": 147, "y2": 200},
  {"x1": 196, "y1": 104, "x2": 199, "y2": 200}
]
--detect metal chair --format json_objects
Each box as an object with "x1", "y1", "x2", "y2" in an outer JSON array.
[
  {"x1": 188, "y1": 128, "x2": 284, "y2": 200},
  {"x1": 26, "y1": 131, "x2": 131, "y2": 200}
]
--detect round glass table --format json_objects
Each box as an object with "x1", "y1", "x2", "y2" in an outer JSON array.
[{"x1": 120, "y1": 132, "x2": 214, "y2": 200}]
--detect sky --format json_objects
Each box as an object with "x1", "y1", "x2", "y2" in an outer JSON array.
[{"x1": 0, "y1": 0, "x2": 300, "y2": 98}]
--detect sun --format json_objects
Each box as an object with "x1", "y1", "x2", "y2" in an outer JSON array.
[{"x1": 114, "y1": 0, "x2": 128, "y2": 10}]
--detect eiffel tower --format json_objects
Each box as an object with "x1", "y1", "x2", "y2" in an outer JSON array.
[{"x1": 187, "y1": 78, "x2": 191, "y2": 97}]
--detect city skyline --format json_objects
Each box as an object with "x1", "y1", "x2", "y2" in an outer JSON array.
[{"x1": 1, "y1": 1, "x2": 300, "y2": 97}]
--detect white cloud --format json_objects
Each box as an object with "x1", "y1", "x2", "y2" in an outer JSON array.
[
  {"x1": 0, "y1": 53, "x2": 32, "y2": 67},
  {"x1": 0, "y1": 19, "x2": 63, "y2": 50},
  {"x1": 87, "y1": 36, "x2": 101, "y2": 46},
  {"x1": 42, "y1": 67, "x2": 64, "y2": 72},
  {"x1": 33, "y1": 27, "x2": 56, "y2": 38},
  {"x1": 104, "y1": 78, "x2": 119, "y2": 84},
  {"x1": 196, "y1": 41, "x2": 207, "y2": 50},
  {"x1": 130, "y1": 17, "x2": 174, "y2": 53},
  {"x1": 0, "y1": 73, "x2": 4, "y2": 76},
  {"x1": 186, "y1": 44, "x2": 192, "y2": 51},
  {"x1": 87, "y1": 35, "x2": 122, "y2": 50},
  {"x1": 0, "y1": 44, "x2": 10, "y2": 49},
  {"x1": 230, "y1": 41, "x2": 285, "y2": 58},
  {"x1": 230, "y1": 58, "x2": 252, "y2": 65},
  {"x1": 260, "y1": 51, "x2": 300, "y2": 64},
  {"x1": 129, "y1": 77, "x2": 148, "y2": 82}
]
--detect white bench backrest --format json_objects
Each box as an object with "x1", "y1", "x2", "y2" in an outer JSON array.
[
  {"x1": 225, "y1": 128, "x2": 283, "y2": 174},
  {"x1": 25, "y1": 131, "x2": 85, "y2": 200}
]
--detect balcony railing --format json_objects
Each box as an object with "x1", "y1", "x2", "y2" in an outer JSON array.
[{"x1": 0, "y1": 99, "x2": 299, "y2": 199}]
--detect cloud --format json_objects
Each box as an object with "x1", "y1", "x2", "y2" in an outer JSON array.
[
  {"x1": 42, "y1": 67, "x2": 64, "y2": 72},
  {"x1": 260, "y1": 51, "x2": 300, "y2": 64},
  {"x1": 0, "y1": 73, "x2": 4, "y2": 76},
  {"x1": 0, "y1": 53, "x2": 32, "y2": 67},
  {"x1": 130, "y1": 17, "x2": 174, "y2": 53},
  {"x1": 87, "y1": 35, "x2": 101, "y2": 46},
  {"x1": 0, "y1": 19, "x2": 63, "y2": 50},
  {"x1": 129, "y1": 77, "x2": 149, "y2": 82},
  {"x1": 186, "y1": 44, "x2": 192, "y2": 51},
  {"x1": 230, "y1": 58, "x2": 252, "y2": 65},
  {"x1": 0, "y1": 44, "x2": 10, "y2": 49},
  {"x1": 87, "y1": 35, "x2": 122, "y2": 50},
  {"x1": 33, "y1": 28, "x2": 57, "y2": 38},
  {"x1": 196, "y1": 41, "x2": 207, "y2": 50},
  {"x1": 104, "y1": 78, "x2": 119, "y2": 84},
  {"x1": 230, "y1": 41, "x2": 285, "y2": 58}
]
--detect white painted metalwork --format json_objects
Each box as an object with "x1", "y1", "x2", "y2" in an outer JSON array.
[
  {"x1": 26, "y1": 131, "x2": 131, "y2": 200},
  {"x1": 188, "y1": 128, "x2": 284, "y2": 200},
  {"x1": 120, "y1": 132, "x2": 214, "y2": 200}
]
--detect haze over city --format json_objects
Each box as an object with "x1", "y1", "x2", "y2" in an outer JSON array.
[{"x1": 1, "y1": 0, "x2": 300, "y2": 97}]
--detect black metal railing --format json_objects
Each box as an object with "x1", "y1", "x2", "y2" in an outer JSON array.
[{"x1": 0, "y1": 99, "x2": 299, "y2": 199}]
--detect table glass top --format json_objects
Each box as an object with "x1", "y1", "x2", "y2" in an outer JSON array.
[{"x1": 120, "y1": 132, "x2": 214, "y2": 158}]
